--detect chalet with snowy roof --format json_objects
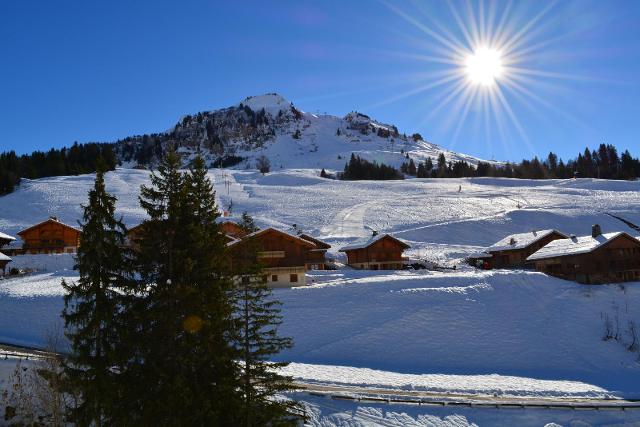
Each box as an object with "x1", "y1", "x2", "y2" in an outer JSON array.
[
  {"x1": 339, "y1": 233, "x2": 410, "y2": 270},
  {"x1": 0, "y1": 232, "x2": 16, "y2": 248},
  {"x1": 17, "y1": 217, "x2": 81, "y2": 254},
  {"x1": 527, "y1": 225, "x2": 640, "y2": 284},
  {"x1": 0, "y1": 252, "x2": 11, "y2": 275},
  {"x1": 478, "y1": 229, "x2": 568, "y2": 269},
  {"x1": 228, "y1": 227, "x2": 317, "y2": 287},
  {"x1": 299, "y1": 233, "x2": 332, "y2": 270}
]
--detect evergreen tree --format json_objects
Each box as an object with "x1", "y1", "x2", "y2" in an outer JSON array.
[
  {"x1": 437, "y1": 153, "x2": 448, "y2": 178},
  {"x1": 407, "y1": 159, "x2": 417, "y2": 176},
  {"x1": 240, "y1": 211, "x2": 259, "y2": 233},
  {"x1": 62, "y1": 164, "x2": 132, "y2": 426},
  {"x1": 234, "y1": 276, "x2": 297, "y2": 427},
  {"x1": 129, "y1": 153, "x2": 243, "y2": 425}
]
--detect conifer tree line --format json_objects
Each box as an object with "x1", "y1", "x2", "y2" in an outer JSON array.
[
  {"x1": 400, "y1": 144, "x2": 640, "y2": 180},
  {"x1": 0, "y1": 143, "x2": 116, "y2": 195},
  {"x1": 340, "y1": 154, "x2": 404, "y2": 180},
  {"x1": 61, "y1": 152, "x2": 296, "y2": 426}
]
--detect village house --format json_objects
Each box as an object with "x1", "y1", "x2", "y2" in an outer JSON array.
[
  {"x1": 339, "y1": 233, "x2": 410, "y2": 270},
  {"x1": 17, "y1": 217, "x2": 81, "y2": 254},
  {"x1": 299, "y1": 233, "x2": 331, "y2": 270},
  {"x1": 0, "y1": 232, "x2": 15, "y2": 248},
  {"x1": 0, "y1": 252, "x2": 11, "y2": 275},
  {"x1": 472, "y1": 229, "x2": 568, "y2": 269},
  {"x1": 227, "y1": 227, "x2": 317, "y2": 287},
  {"x1": 0, "y1": 232, "x2": 15, "y2": 275},
  {"x1": 527, "y1": 225, "x2": 640, "y2": 284}
]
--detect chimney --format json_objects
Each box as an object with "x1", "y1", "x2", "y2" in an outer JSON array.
[
  {"x1": 372, "y1": 230, "x2": 379, "y2": 237},
  {"x1": 49, "y1": 216, "x2": 58, "y2": 221},
  {"x1": 509, "y1": 237, "x2": 517, "y2": 246},
  {"x1": 592, "y1": 224, "x2": 602, "y2": 238}
]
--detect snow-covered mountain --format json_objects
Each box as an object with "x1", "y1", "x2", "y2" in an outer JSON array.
[{"x1": 114, "y1": 93, "x2": 494, "y2": 170}]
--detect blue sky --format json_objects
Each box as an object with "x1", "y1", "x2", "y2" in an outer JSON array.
[{"x1": 1, "y1": 0, "x2": 639, "y2": 161}]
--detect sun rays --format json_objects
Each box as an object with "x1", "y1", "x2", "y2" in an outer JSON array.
[{"x1": 373, "y1": 0, "x2": 593, "y2": 158}]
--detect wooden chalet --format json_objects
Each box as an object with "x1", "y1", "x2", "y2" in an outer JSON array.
[
  {"x1": 0, "y1": 232, "x2": 16, "y2": 248},
  {"x1": 527, "y1": 225, "x2": 640, "y2": 284},
  {"x1": 218, "y1": 220, "x2": 249, "y2": 239},
  {"x1": 339, "y1": 233, "x2": 410, "y2": 270},
  {"x1": 228, "y1": 227, "x2": 317, "y2": 287},
  {"x1": 0, "y1": 252, "x2": 11, "y2": 275},
  {"x1": 17, "y1": 217, "x2": 80, "y2": 254},
  {"x1": 299, "y1": 233, "x2": 331, "y2": 270},
  {"x1": 473, "y1": 229, "x2": 568, "y2": 269}
]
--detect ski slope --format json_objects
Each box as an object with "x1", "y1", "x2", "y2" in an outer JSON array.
[{"x1": 1, "y1": 168, "x2": 640, "y2": 425}]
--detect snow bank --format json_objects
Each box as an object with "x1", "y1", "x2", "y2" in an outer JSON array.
[{"x1": 8, "y1": 254, "x2": 76, "y2": 273}]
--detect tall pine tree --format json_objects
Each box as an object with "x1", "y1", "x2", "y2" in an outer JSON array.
[
  {"x1": 127, "y1": 152, "x2": 243, "y2": 425},
  {"x1": 234, "y1": 275, "x2": 297, "y2": 426},
  {"x1": 62, "y1": 164, "x2": 132, "y2": 426}
]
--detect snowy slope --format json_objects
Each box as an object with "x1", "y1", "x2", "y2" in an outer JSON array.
[{"x1": 2, "y1": 169, "x2": 640, "y2": 418}]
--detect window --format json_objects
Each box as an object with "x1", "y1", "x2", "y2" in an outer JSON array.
[
  {"x1": 271, "y1": 275, "x2": 278, "y2": 282},
  {"x1": 262, "y1": 275, "x2": 268, "y2": 283},
  {"x1": 290, "y1": 274, "x2": 298, "y2": 283},
  {"x1": 241, "y1": 276, "x2": 250, "y2": 285}
]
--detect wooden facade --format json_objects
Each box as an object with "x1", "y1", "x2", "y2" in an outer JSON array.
[
  {"x1": 219, "y1": 221, "x2": 249, "y2": 239},
  {"x1": 17, "y1": 218, "x2": 80, "y2": 254},
  {"x1": 487, "y1": 231, "x2": 567, "y2": 269},
  {"x1": 529, "y1": 233, "x2": 640, "y2": 284},
  {"x1": 339, "y1": 234, "x2": 410, "y2": 270},
  {"x1": 299, "y1": 233, "x2": 331, "y2": 270},
  {"x1": 228, "y1": 228, "x2": 316, "y2": 287}
]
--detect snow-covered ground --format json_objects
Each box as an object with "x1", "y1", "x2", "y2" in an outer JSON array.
[
  {"x1": 2, "y1": 168, "x2": 640, "y2": 425},
  {"x1": 295, "y1": 392, "x2": 640, "y2": 427}
]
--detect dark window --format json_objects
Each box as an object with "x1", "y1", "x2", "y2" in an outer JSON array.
[
  {"x1": 290, "y1": 274, "x2": 298, "y2": 283},
  {"x1": 241, "y1": 276, "x2": 250, "y2": 285},
  {"x1": 271, "y1": 275, "x2": 278, "y2": 282},
  {"x1": 262, "y1": 275, "x2": 268, "y2": 283}
]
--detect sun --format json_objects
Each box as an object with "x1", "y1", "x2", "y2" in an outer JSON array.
[{"x1": 465, "y1": 47, "x2": 503, "y2": 87}]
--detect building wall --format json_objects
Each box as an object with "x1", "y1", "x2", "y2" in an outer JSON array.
[
  {"x1": 489, "y1": 232, "x2": 566, "y2": 268},
  {"x1": 19, "y1": 222, "x2": 80, "y2": 254},
  {"x1": 263, "y1": 266, "x2": 306, "y2": 288},
  {"x1": 230, "y1": 230, "x2": 312, "y2": 287},
  {"x1": 344, "y1": 237, "x2": 406, "y2": 270},
  {"x1": 305, "y1": 250, "x2": 328, "y2": 270},
  {"x1": 533, "y1": 235, "x2": 640, "y2": 284}
]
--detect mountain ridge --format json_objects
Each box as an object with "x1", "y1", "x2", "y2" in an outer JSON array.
[{"x1": 112, "y1": 93, "x2": 495, "y2": 170}]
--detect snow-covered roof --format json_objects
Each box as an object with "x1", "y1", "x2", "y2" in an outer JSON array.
[
  {"x1": 18, "y1": 217, "x2": 80, "y2": 236},
  {"x1": 468, "y1": 252, "x2": 493, "y2": 259},
  {"x1": 226, "y1": 227, "x2": 316, "y2": 248},
  {"x1": 0, "y1": 252, "x2": 11, "y2": 262},
  {"x1": 339, "y1": 233, "x2": 410, "y2": 252},
  {"x1": 299, "y1": 234, "x2": 331, "y2": 250},
  {"x1": 0, "y1": 232, "x2": 16, "y2": 242},
  {"x1": 527, "y1": 232, "x2": 638, "y2": 261},
  {"x1": 487, "y1": 229, "x2": 567, "y2": 253}
]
